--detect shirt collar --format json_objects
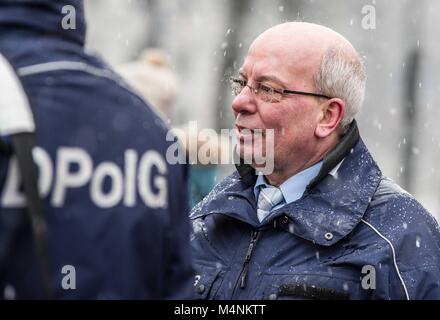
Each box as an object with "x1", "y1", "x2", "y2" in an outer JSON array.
[{"x1": 254, "y1": 160, "x2": 324, "y2": 205}]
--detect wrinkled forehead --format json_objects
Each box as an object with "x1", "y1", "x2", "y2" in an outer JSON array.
[{"x1": 239, "y1": 38, "x2": 322, "y2": 88}]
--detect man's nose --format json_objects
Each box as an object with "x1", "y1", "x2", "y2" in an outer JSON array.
[{"x1": 231, "y1": 86, "x2": 258, "y2": 115}]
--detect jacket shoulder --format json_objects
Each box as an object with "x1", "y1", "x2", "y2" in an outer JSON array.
[
  {"x1": 367, "y1": 176, "x2": 439, "y2": 235},
  {"x1": 363, "y1": 176, "x2": 440, "y2": 299}
]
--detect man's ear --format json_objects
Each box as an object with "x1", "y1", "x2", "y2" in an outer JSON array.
[{"x1": 315, "y1": 98, "x2": 345, "y2": 138}]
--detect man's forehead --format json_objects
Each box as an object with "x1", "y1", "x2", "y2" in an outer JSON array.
[
  {"x1": 239, "y1": 54, "x2": 285, "y2": 82},
  {"x1": 239, "y1": 44, "x2": 319, "y2": 84},
  {"x1": 244, "y1": 22, "x2": 358, "y2": 73}
]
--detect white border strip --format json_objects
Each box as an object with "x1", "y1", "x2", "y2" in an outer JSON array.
[
  {"x1": 18, "y1": 61, "x2": 114, "y2": 79},
  {"x1": 17, "y1": 61, "x2": 136, "y2": 97},
  {"x1": 16, "y1": 60, "x2": 157, "y2": 124},
  {"x1": 361, "y1": 219, "x2": 410, "y2": 300}
]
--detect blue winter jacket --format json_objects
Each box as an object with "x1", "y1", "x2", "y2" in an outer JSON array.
[
  {"x1": 190, "y1": 121, "x2": 440, "y2": 300},
  {"x1": 0, "y1": 0, "x2": 194, "y2": 299}
]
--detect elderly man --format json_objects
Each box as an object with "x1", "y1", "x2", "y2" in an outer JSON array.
[{"x1": 190, "y1": 22, "x2": 440, "y2": 300}]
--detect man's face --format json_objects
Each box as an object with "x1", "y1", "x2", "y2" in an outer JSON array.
[{"x1": 232, "y1": 38, "x2": 323, "y2": 172}]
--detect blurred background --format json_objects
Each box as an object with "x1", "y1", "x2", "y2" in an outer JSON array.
[{"x1": 84, "y1": 0, "x2": 440, "y2": 219}]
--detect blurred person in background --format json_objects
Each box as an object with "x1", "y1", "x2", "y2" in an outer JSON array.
[
  {"x1": 118, "y1": 49, "x2": 220, "y2": 208},
  {"x1": 0, "y1": 0, "x2": 193, "y2": 299},
  {"x1": 117, "y1": 48, "x2": 179, "y2": 123}
]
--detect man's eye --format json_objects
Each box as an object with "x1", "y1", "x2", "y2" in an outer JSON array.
[
  {"x1": 238, "y1": 79, "x2": 247, "y2": 86},
  {"x1": 233, "y1": 78, "x2": 246, "y2": 87},
  {"x1": 259, "y1": 84, "x2": 273, "y2": 93}
]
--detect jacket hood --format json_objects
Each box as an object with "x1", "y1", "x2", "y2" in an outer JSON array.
[{"x1": 0, "y1": 0, "x2": 86, "y2": 46}]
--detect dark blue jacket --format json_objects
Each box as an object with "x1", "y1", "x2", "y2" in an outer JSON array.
[
  {"x1": 0, "y1": 0, "x2": 193, "y2": 299},
  {"x1": 190, "y1": 122, "x2": 440, "y2": 300}
]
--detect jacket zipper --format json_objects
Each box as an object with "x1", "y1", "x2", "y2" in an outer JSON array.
[{"x1": 238, "y1": 230, "x2": 259, "y2": 289}]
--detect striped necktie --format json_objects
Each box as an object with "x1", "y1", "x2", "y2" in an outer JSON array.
[{"x1": 257, "y1": 186, "x2": 284, "y2": 222}]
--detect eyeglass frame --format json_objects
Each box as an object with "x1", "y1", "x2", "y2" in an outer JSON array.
[{"x1": 229, "y1": 76, "x2": 332, "y2": 102}]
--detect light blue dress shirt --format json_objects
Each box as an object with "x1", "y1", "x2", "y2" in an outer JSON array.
[{"x1": 254, "y1": 161, "x2": 323, "y2": 212}]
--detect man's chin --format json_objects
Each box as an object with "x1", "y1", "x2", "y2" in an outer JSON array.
[
  {"x1": 237, "y1": 146, "x2": 255, "y2": 164},
  {"x1": 237, "y1": 148, "x2": 272, "y2": 170}
]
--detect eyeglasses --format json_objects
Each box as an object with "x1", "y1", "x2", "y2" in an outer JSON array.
[{"x1": 229, "y1": 76, "x2": 332, "y2": 103}]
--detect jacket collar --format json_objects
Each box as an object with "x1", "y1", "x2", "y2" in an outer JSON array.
[
  {"x1": 191, "y1": 121, "x2": 382, "y2": 246},
  {"x1": 275, "y1": 137, "x2": 382, "y2": 246}
]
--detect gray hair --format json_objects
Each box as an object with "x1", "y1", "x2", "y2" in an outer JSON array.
[{"x1": 314, "y1": 46, "x2": 366, "y2": 131}]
